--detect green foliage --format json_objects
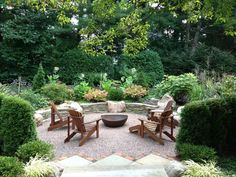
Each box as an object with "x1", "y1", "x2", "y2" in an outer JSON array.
[
  {"x1": 219, "y1": 75, "x2": 236, "y2": 97},
  {"x1": 47, "y1": 67, "x2": 60, "y2": 84},
  {"x1": 84, "y1": 89, "x2": 108, "y2": 102},
  {"x1": 134, "y1": 71, "x2": 152, "y2": 88},
  {"x1": 32, "y1": 63, "x2": 46, "y2": 91},
  {"x1": 24, "y1": 156, "x2": 57, "y2": 177},
  {"x1": 58, "y1": 49, "x2": 113, "y2": 84},
  {"x1": 0, "y1": 7, "x2": 56, "y2": 82},
  {"x1": 101, "y1": 79, "x2": 113, "y2": 92},
  {"x1": 41, "y1": 83, "x2": 73, "y2": 104},
  {"x1": 176, "y1": 143, "x2": 217, "y2": 162},
  {"x1": 19, "y1": 89, "x2": 48, "y2": 110},
  {"x1": 177, "y1": 96, "x2": 236, "y2": 155},
  {"x1": 119, "y1": 50, "x2": 164, "y2": 85},
  {"x1": 0, "y1": 84, "x2": 11, "y2": 95},
  {"x1": 124, "y1": 85, "x2": 147, "y2": 101},
  {"x1": 108, "y1": 87, "x2": 124, "y2": 101},
  {"x1": 183, "y1": 160, "x2": 223, "y2": 177},
  {"x1": 0, "y1": 96, "x2": 37, "y2": 155},
  {"x1": 156, "y1": 73, "x2": 199, "y2": 105},
  {"x1": 74, "y1": 82, "x2": 91, "y2": 100},
  {"x1": 16, "y1": 140, "x2": 53, "y2": 163},
  {"x1": 0, "y1": 156, "x2": 24, "y2": 177}
]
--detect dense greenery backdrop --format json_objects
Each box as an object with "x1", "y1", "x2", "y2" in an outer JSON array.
[{"x1": 0, "y1": 0, "x2": 235, "y2": 84}]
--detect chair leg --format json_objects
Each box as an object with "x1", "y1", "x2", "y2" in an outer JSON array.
[
  {"x1": 144, "y1": 127, "x2": 164, "y2": 145},
  {"x1": 79, "y1": 128, "x2": 96, "y2": 146},
  {"x1": 96, "y1": 123, "x2": 99, "y2": 138},
  {"x1": 64, "y1": 132, "x2": 77, "y2": 143},
  {"x1": 163, "y1": 131, "x2": 176, "y2": 142}
]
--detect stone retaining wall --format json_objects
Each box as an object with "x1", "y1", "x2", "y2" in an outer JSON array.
[{"x1": 36, "y1": 102, "x2": 158, "y2": 120}]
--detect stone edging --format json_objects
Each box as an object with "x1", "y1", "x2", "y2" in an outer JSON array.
[{"x1": 36, "y1": 102, "x2": 158, "y2": 120}]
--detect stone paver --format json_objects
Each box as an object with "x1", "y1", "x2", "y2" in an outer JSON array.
[
  {"x1": 91, "y1": 154, "x2": 133, "y2": 166},
  {"x1": 58, "y1": 155, "x2": 92, "y2": 168},
  {"x1": 136, "y1": 154, "x2": 170, "y2": 166}
]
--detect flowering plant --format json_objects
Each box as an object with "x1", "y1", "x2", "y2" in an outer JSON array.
[{"x1": 124, "y1": 85, "x2": 147, "y2": 100}]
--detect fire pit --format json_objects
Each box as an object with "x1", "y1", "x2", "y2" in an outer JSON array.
[{"x1": 101, "y1": 114, "x2": 128, "y2": 127}]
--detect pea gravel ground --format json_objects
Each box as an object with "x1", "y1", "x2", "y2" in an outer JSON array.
[{"x1": 37, "y1": 113, "x2": 178, "y2": 160}]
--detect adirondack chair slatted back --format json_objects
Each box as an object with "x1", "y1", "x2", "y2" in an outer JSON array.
[
  {"x1": 68, "y1": 110, "x2": 86, "y2": 132},
  {"x1": 50, "y1": 102, "x2": 64, "y2": 121},
  {"x1": 163, "y1": 100, "x2": 174, "y2": 112}
]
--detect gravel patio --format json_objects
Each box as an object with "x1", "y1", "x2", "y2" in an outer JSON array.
[{"x1": 37, "y1": 113, "x2": 178, "y2": 160}]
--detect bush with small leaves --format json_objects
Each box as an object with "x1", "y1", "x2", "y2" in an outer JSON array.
[
  {"x1": 176, "y1": 143, "x2": 217, "y2": 162},
  {"x1": 41, "y1": 83, "x2": 73, "y2": 104},
  {"x1": 32, "y1": 63, "x2": 46, "y2": 91},
  {"x1": 0, "y1": 156, "x2": 24, "y2": 177},
  {"x1": 16, "y1": 140, "x2": 53, "y2": 163},
  {"x1": 108, "y1": 87, "x2": 124, "y2": 101},
  {"x1": 20, "y1": 89, "x2": 48, "y2": 110},
  {"x1": 0, "y1": 96, "x2": 37, "y2": 155}
]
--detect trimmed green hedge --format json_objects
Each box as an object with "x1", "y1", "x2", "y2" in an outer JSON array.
[
  {"x1": 177, "y1": 96, "x2": 236, "y2": 155},
  {"x1": 0, "y1": 96, "x2": 37, "y2": 155},
  {"x1": 58, "y1": 48, "x2": 114, "y2": 84},
  {"x1": 0, "y1": 156, "x2": 24, "y2": 177},
  {"x1": 176, "y1": 143, "x2": 217, "y2": 162},
  {"x1": 16, "y1": 140, "x2": 53, "y2": 163}
]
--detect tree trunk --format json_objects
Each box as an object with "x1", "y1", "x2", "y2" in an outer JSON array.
[
  {"x1": 185, "y1": 22, "x2": 190, "y2": 50},
  {"x1": 190, "y1": 21, "x2": 202, "y2": 56}
]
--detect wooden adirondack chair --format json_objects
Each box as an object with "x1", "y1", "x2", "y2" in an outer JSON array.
[
  {"x1": 147, "y1": 100, "x2": 178, "y2": 128},
  {"x1": 129, "y1": 110, "x2": 176, "y2": 145},
  {"x1": 48, "y1": 102, "x2": 72, "y2": 131},
  {"x1": 64, "y1": 110, "x2": 101, "y2": 146}
]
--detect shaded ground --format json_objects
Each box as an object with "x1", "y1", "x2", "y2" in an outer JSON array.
[{"x1": 37, "y1": 113, "x2": 178, "y2": 160}]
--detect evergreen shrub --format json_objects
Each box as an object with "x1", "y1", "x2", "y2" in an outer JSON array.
[
  {"x1": 16, "y1": 140, "x2": 53, "y2": 163},
  {"x1": 32, "y1": 63, "x2": 46, "y2": 91},
  {"x1": 177, "y1": 96, "x2": 236, "y2": 155},
  {"x1": 0, "y1": 96, "x2": 37, "y2": 155},
  {"x1": 176, "y1": 143, "x2": 217, "y2": 162},
  {"x1": 41, "y1": 83, "x2": 73, "y2": 104},
  {"x1": 119, "y1": 50, "x2": 164, "y2": 85},
  {"x1": 108, "y1": 87, "x2": 124, "y2": 101},
  {"x1": 58, "y1": 49, "x2": 114, "y2": 84},
  {"x1": 0, "y1": 156, "x2": 24, "y2": 177}
]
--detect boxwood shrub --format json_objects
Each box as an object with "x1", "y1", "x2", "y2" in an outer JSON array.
[
  {"x1": 176, "y1": 143, "x2": 217, "y2": 162},
  {"x1": 177, "y1": 96, "x2": 236, "y2": 155},
  {"x1": 16, "y1": 140, "x2": 53, "y2": 163},
  {"x1": 0, "y1": 96, "x2": 37, "y2": 155},
  {"x1": 0, "y1": 156, "x2": 24, "y2": 177},
  {"x1": 41, "y1": 83, "x2": 73, "y2": 104}
]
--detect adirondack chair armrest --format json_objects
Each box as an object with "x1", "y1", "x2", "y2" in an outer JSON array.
[
  {"x1": 138, "y1": 118, "x2": 159, "y2": 125},
  {"x1": 83, "y1": 118, "x2": 101, "y2": 125}
]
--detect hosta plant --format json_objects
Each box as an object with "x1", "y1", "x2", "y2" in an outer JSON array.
[
  {"x1": 124, "y1": 85, "x2": 147, "y2": 100},
  {"x1": 84, "y1": 89, "x2": 108, "y2": 102}
]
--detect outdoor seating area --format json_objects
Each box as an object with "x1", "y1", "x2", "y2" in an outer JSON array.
[{"x1": 36, "y1": 99, "x2": 178, "y2": 159}]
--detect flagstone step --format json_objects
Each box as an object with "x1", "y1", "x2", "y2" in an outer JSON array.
[
  {"x1": 61, "y1": 165, "x2": 168, "y2": 177},
  {"x1": 58, "y1": 154, "x2": 171, "y2": 177}
]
